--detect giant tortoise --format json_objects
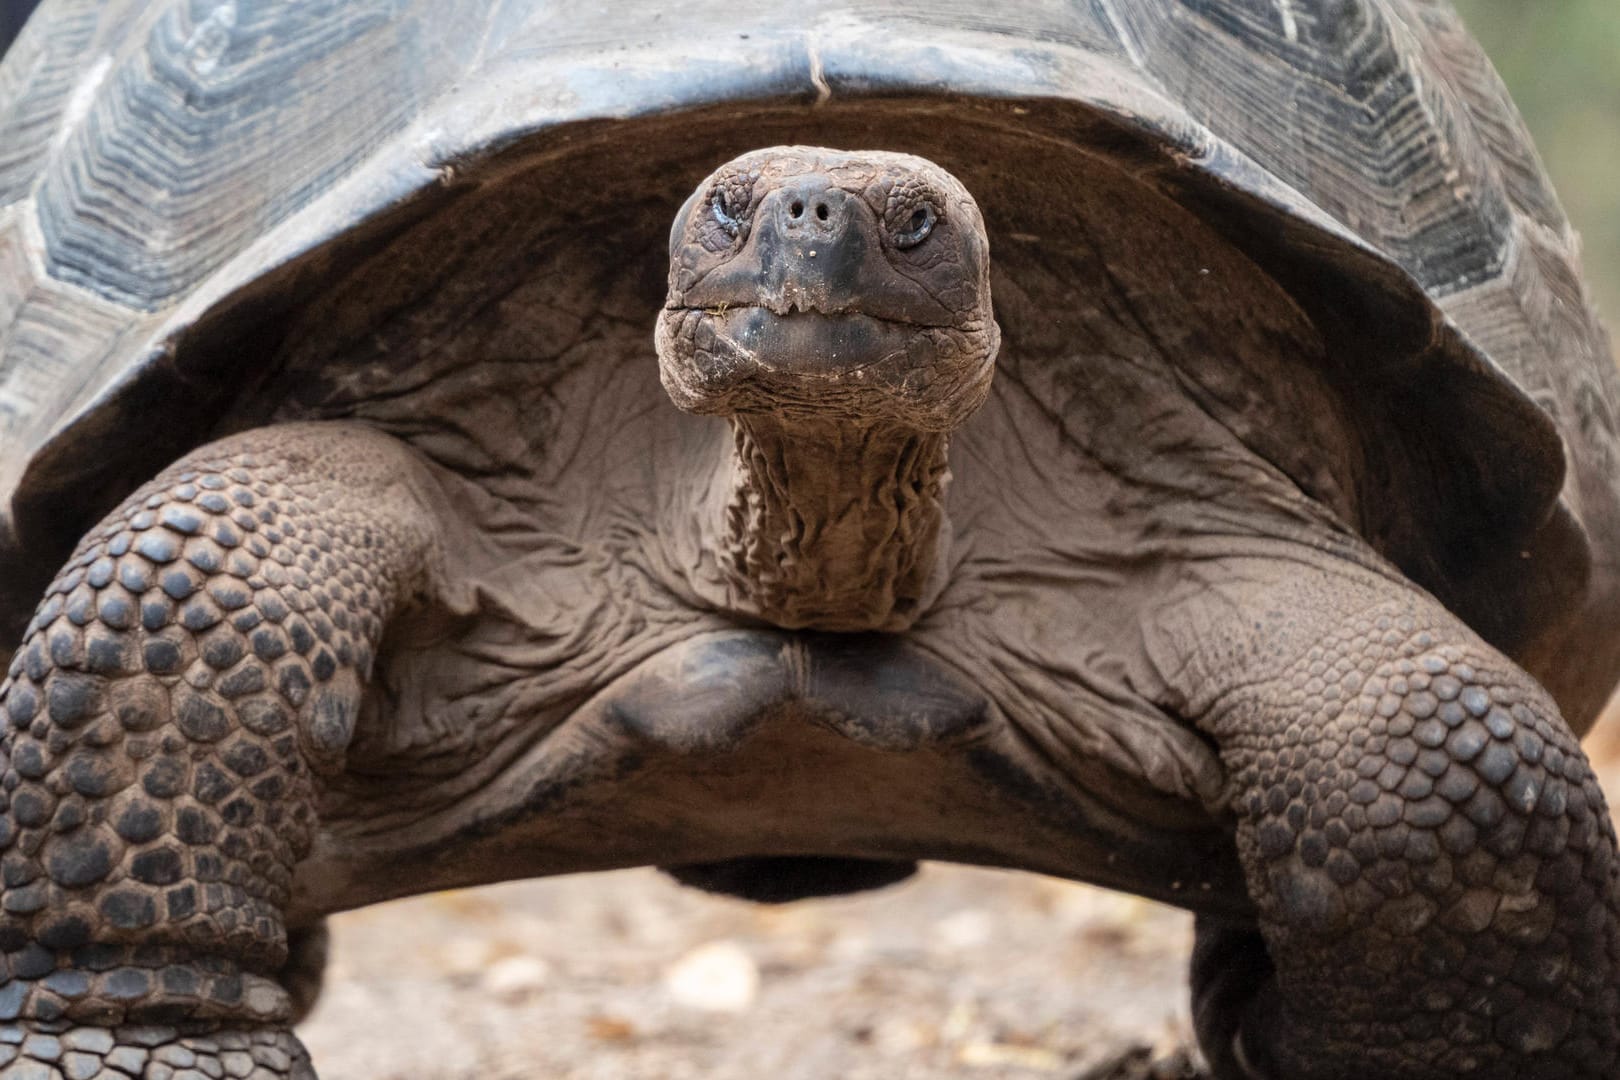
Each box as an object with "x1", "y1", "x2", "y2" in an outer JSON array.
[{"x1": 0, "y1": 1, "x2": 1616, "y2": 1077}]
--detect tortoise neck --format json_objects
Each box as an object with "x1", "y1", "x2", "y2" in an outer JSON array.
[{"x1": 696, "y1": 411, "x2": 953, "y2": 631}]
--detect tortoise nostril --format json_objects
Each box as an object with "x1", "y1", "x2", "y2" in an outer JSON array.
[
  {"x1": 815, "y1": 202, "x2": 829, "y2": 221},
  {"x1": 790, "y1": 200, "x2": 804, "y2": 218}
]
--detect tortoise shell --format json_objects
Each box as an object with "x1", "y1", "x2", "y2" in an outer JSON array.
[{"x1": 0, "y1": 0, "x2": 1615, "y2": 732}]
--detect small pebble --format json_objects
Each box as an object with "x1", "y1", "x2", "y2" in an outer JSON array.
[
  {"x1": 481, "y1": 956, "x2": 550, "y2": 1001},
  {"x1": 663, "y1": 940, "x2": 760, "y2": 1013},
  {"x1": 933, "y1": 908, "x2": 995, "y2": 950}
]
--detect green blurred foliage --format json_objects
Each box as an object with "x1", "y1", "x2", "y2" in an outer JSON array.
[{"x1": 1453, "y1": 0, "x2": 1620, "y2": 325}]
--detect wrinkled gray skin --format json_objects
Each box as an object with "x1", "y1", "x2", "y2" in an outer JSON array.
[{"x1": 0, "y1": 146, "x2": 1615, "y2": 1080}]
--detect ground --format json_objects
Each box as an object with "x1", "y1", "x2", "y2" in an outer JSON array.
[{"x1": 297, "y1": 731, "x2": 1620, "y2": 1079}]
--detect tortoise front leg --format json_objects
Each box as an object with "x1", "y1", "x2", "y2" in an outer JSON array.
[
  {"x1": 0, "y1": 423, "x2": 438, "y2": 1078},
  {"x1": 1150, "y1": 555, "x2": 1620, "y2": 1079}
]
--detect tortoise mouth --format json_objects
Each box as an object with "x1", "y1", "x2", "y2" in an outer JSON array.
[
  {"x1": 671, "y1": 304, "x2": 927, "y2": 378},
  {"x1": 655, "y1": 304, "x2": 996, "y2": 428}
]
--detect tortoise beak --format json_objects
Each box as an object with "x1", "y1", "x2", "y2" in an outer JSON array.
[{"x1": 748, "y1": 176, "x2": 869, "y2": 319}]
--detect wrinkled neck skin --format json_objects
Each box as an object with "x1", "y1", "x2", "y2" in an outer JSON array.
[{"x1": 690, "y1": 408, "x2": 952, "y2": 632}]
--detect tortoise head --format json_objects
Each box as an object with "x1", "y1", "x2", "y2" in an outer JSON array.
[{"x1": 656, "y1": 146, "x2": 999, "y2": 430}]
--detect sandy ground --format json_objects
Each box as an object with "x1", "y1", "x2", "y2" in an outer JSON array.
[
  {"x1": 296, "y1": 747, "x2": 1620, "y2": 1080},
  {"x1": 298, "y1": 866, "x2": 1201, "y2": 1080}
]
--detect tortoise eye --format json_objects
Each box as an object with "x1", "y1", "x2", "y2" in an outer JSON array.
[
  {"x1": 698, "y1": 171, "x2": 758, "y2": 251},
  {"x1": 712, "y1": 188, "x2": 743, "y2": 235},
  {"x1": 893, "y1": 202, "x2": 938, "y2": 249}
]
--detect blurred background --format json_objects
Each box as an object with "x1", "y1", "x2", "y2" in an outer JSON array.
[{"x1": 1, "y1": 2, "x2": 1618, "y2": 1077}]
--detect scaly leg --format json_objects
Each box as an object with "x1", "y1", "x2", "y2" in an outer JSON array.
[
  {"x1": 1150, "y1": 554, "x2": 1620, "y2": 1078},
  {"x1": 0, "y1": 423, "x2": 438, "y2": 1078}
]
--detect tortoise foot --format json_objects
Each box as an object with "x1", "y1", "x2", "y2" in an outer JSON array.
[
  {"x1": 1188, "y1": 917, "x2": 1272, "y2": 1080},
  {"x1": 0, "y1": 1022, "x2": 313, "y2": 1079}
]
